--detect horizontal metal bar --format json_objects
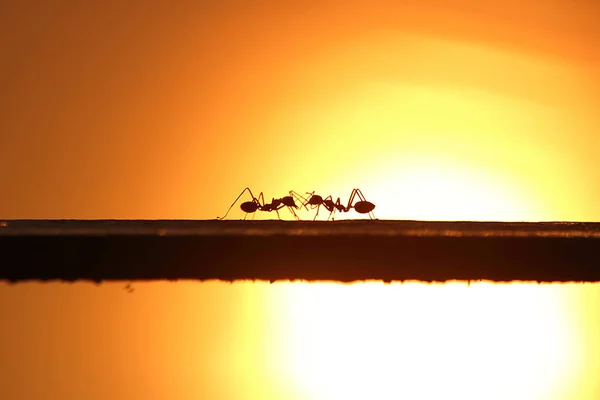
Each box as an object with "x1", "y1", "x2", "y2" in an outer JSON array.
[{"x1": 1, "y1": 220, "x2": 599, "y2": 283}]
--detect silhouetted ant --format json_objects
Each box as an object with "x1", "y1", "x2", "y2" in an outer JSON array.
[
  {"x1": 217, "y1": 187, "x2": 304, "y2": 220},
  {"x1": 303, "y1": 188, "x2": 376, "y2": 220},
  {"x1": 302, "y1": 192, "x2": 347, "y2": 221}
]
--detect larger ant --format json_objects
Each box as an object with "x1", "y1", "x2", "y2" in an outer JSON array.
[
  {"x1": 217, "y1": 187, "x2": 305, "y2": 220},
  {"x1": 303, "y1": 188, "x2": 376, "y2": 220}
]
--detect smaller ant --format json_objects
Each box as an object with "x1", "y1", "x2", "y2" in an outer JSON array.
[
  {"x1": 217, "y1": 187, "x2": 303, "y2": 220},
  {"x1": 302, "y1": 192, "x2": 347, "y2": 221},
  {"x1": 303, "y1": 188, "x2": 376, "y2": 220}
]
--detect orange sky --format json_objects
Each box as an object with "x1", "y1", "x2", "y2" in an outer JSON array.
[
  {"x1": 1, "y1": 1, "x2": 599, "y2": 399},
  {"x1": 1, "y1": 0, "x2": 599, "y2": 220}
]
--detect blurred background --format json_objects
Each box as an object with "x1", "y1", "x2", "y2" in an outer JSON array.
[{"x1": 1, "y1": 1, "x2": 598, "y2": 399}]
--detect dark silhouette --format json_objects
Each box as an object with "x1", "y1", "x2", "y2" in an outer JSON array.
[
  {"x1": 302, "y1": 192, "x2": 348, "y2": 220},
  {"x1": 123, "y1": 282, "x2": 135, "y2": 293},
  {"x1": 217, "y1": 187, "x2": 303, "y2": 220},
  {"x1": 303, "y1": 188, "x2": 376, "y2": 220},
  {"x1": 2, "y1": 220, "x2": 600, "y2": 284}
]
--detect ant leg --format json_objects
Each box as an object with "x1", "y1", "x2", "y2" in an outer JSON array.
[
  {"x1": 272, "y1": 204, "x2": 297, "y2": 220},
  {"x1": 217, "y1": 187, "x2": 256, "y2": 220},
  {"x1": 345, "y1": 189, "x2": 369, "y2": 219},
  {"x1": 323, "y1": 195, "x2": 335, "y2": 221},
  {"x1": 330, "y1": 197, "x2": 345, "y2": 221},
  {"x1": 265, "y1": 202, "x2": 285, "y2": 221},
  {"x1": 327, "y1": 205, "x2": 337, "y2": 221},
  {"x1": 354, "y1": 188, "x2": 368, "y2": 202},
  {"x1": 345, "y1": 189, "x2": 358, "y2": 211},
  {"x1": 287, "y1": 206, "x2": 300, "y2": 220},
  {"x1": 254, "y1": 192, "x2": 267, "y2": 220},
  {"x1": 257, "y1": 192, "x2": 266, "y2": 209},
  {"x1": 251, "y1": 192, "x2": 265, "y2": 220},
  {"x1": 313, "y1": 203, "x2": 321, "y2": 221}
]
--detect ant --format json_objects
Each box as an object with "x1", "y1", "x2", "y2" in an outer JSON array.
[
  {"x1": 302, "y1": 192, "x2": 347, "y2": 221},
  {"x1": 217, "y1": 187, "x2": 305, "y2": 220},
  {"x1": 303, "y1": 188, "x2": 376, "y2": 220}
]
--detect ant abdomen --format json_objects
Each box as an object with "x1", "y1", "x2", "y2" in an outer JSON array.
[
  {"x1": 354, "y1": 201, "x2": 375, "y2": 214},
  {"x1": 240, "y1": 201, "x2": 259, "y2": 213}
]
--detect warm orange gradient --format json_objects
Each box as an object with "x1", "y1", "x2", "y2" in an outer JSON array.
[
  {"x1": 1, "y1": 1, "x2": 599, "y2": 221},
  {"x1": 1, "y1": 1, "x2": 599, "y2": 399},
  {"x1": 1, "y1": 281, "x2": 597, "y2": 400}
]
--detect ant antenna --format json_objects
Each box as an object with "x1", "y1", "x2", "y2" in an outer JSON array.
[
  {"x1": 217, "y1": 187, "x2": 257, "y2": 220},
  {"x1": 289, "y1": 190, "x2": 310, "y2": 210}
]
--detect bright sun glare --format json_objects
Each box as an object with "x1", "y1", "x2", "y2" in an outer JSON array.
[
  {"x1": 272, "y1": 282, "x2": 578, "y2": 400},
  {"x1": 364, "y1": 157, "x2": 538, "y2": 221}
]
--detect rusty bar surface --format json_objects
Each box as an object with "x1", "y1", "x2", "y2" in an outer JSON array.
[{"x1": 1, "y1": 220, "x2": 599, "y2": 283}]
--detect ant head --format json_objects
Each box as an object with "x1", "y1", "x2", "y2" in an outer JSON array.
[
  {"x1": 309, "y1": 194, "x2": 323, "y2": 204},
  {"x1": 281, "y1": 196, "x2": 297, "y2": 207}
]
